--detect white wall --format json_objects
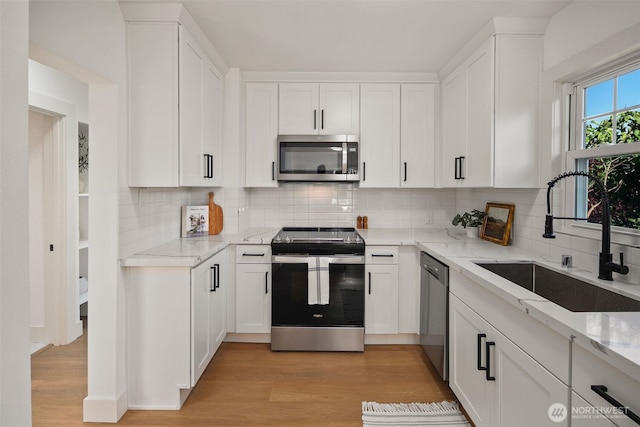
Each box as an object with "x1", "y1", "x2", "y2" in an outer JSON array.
[{"x1": 0, "y1": 1, "x2": 31, "y2": 425}]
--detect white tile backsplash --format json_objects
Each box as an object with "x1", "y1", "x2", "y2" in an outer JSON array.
[
  {"x1": 117, "y1": 183, "x2": 639, "y2": 285},
  {"x1": 246, "y1": 183, "x2": 456, "y2": 230},
  {"x1": 457, "y1": 187, "x2": 640, "y2": 285}
]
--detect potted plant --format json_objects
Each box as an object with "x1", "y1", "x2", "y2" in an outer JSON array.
[{"x1": 452, "y1": 209, "x2": 486, "y2": 237}]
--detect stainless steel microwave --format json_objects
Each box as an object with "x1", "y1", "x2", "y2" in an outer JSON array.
[{"x1": 277, "y1": 134, "x2": 359, "y2": 182}]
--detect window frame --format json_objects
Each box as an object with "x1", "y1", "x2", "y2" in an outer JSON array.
[{"x1": 560, "y1": 57, "x2": 640, "y2": 247}]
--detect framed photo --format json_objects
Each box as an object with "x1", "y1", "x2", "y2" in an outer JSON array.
[{"x1": 480, "y1": 203, "x2": 515, "y2": 246}]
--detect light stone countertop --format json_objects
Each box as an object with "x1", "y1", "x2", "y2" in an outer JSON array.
[
  {"x1": 120, "y1": 227, "x2": 279, "y2": 267},
  {"x1": 121, "y1": 226, "x2": 640, "y2": 383}
]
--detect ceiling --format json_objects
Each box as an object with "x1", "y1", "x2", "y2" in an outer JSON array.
[{"x1": 123, "y1": 0, "x2": 572, "y2": 73}]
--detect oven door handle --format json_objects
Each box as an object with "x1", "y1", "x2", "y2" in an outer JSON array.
[{"x1": 272, "y1": 255, "x2": 365, "y2": 265}]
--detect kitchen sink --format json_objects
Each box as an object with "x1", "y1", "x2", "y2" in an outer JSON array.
[{"x1": 475, "y1": 262, "x2": 640, "y2": 312}]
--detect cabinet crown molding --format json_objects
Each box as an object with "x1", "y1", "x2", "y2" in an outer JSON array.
[
  {"x1": 120, "y1": 2, "x2": 229, "y2": 74},
  {"x1": 438, "y1": 16, "x2": 549, "y2": 79}
]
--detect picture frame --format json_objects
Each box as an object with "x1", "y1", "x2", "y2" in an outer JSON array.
[{"x1": 480, "y1": 203, "x2": 515, "y2": 246}]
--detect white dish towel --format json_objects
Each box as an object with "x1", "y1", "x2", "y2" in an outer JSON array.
[{"x1": 308, "y1": 257, "x2": 330, "y2": 305}]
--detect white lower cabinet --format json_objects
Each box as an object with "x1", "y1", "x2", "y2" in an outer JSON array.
[
  {"x1": 191, "y1": 250, "x2": 226, "y2": 385},
  {"x1": 450, "y1": 293, "x2": 569, "y2": 427},
  {"x1": 571, "y1": 392, "x2": 618, "y2": 427},
  {"x1": 125, "y1": 249, "x2": 226, "y2": 409},
  {"x1": 365, "y1": 246, "x2": 399, "y2": 334},
  {"x1": 235, "y1": 245, "x2": 271, "y2": 333},
  {"x1": 572, "y1": 343, "x2": 640, "y2": 427}
]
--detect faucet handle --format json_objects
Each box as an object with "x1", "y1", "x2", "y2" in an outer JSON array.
[{"x1": 619, "y1": 252, "x2": 625, "y2": 267}]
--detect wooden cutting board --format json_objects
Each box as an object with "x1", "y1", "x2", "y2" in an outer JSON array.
[{"x1": 208, "y1": 192, "x2": 223, "y2": 235}]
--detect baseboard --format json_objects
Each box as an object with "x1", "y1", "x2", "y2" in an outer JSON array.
[
  {"x1": 364, "y1": 333, "x2": 420, "y2": 345},
  {"x1": 30, "y1": 326, "x2": 47, "y2": 344},
  {"x1": 223, "y1": 332, "x2": 271, "y2": 343},
  {"x1": 83, "y1": 390, "x2": 128, "y2": 423}
]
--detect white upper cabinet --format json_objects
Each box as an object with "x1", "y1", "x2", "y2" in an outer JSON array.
[
  {"x1": 400, "y1": 84, "x2": 436, "y2": 188},
  {"x1": 126, "y1": 21, "x2": 224, "y2": 187},
  {"x1": 360, "y1": 84, "x2": 401, "y2": 188},
  {"x1": 278, "y1": 83, "x2": 359, "y2": 135},
  {"x1": 245, "y1": 83, "x2": 278, "y2": 187},
  {"x1": 360, "y1": 83, "x2": 437, "y2": 188},
  {"x1": 180, "y1": 29, "x2": 223, "y2": 187},
  {"x1": 441, "y1": 29, "x2": 543, "y2": 188}
]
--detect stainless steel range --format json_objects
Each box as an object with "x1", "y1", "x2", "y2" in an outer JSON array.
[{"x1": 271, "y1": 227, "x2": 365, "y2": 352}]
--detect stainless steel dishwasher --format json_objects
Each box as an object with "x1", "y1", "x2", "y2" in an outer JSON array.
[{"x1": 420, "y1": 251, "x2": 449, "y2": 381}]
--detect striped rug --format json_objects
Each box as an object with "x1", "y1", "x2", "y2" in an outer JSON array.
[{"x1": 362, "y1": 400, "x2": 471, "y2": 426}]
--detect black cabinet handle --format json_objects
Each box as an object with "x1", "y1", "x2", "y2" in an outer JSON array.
[
  {"x1": 209, "y1": 264, "x2": 217, "y2": 292},
  {"x1": 485, "y1": 341, "x2": 496, "y2": 381},
  {"x1": 368, "y1": 272, "x2": 372, "y2": 294},
  {"x1": 203, "y1": 154, "x2": 213, "y2": 178},
  {"x1": 363, "y1": 162, "x2": 366, "y2": 181},
  {"x1": 272, "y1": 161, "x2": 275, "y2": 181},
  {"x1": 265, "y1": 271, "x2": 269, "y2": 294},
  {"x1": 242, "y1": 253, "x2": 265, "y2": 257},
  {"x1": 372, "y1": 254, "x2": 394, "y2": 258},
  {"x1": 313, "y1": 109, "x2": 317, "y2": 130},
  {"x1": 404, "y1": 162, "x2": 407, "y2": 182},
  {"x1": 215, "y1": 263, "x2": 220, "y2": 289},
  {"x1": 321, "y1": 109, "x2": 324, "y2": 129},
  {"x1": 459, "y1": 156, "x2": 465, "y2": 180},
  {"x1": 591, "y1": 385, "x2": 640, "y2": 424},
  {"x1": 477, "y1": 333, "x2": 487, "y2": 371}
]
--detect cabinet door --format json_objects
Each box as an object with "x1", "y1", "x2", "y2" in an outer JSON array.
[
  {"x1": 319, "y1": 83, "x2": 360, "y2": 135},
  {"x1": 491, "y1": 326, "x2": 569, "y2": 427},
  {"x1": 191, "y1": 250, "x2": 226, "y2": 385},
  {"x1": 278, "y1": 83, "x2": 319, "y2": 134},
  {"x1": 236, "y1": 263, "x2": 271, "y2": 333},
  {"x1": 365, "y1": 264, "x2": 399, "y2": 334},
  {"x1": 127, "y1": 22, "x2": 180, "y2": 187},
  {"x1": 571, "y1": 392, "x2": 617, "y2": 427},
  {"x1": 360, "y1": 84, "x2": 400, "y2": 188},
  {"x1": 441, "y1": 65, "x2": 467, "y2": 188},
  {"x1": 465, "y1": 36, "x2": 494, "y2": 188},
  {"x1": 179, "y1": 28, "x2": 207, "y2": 187},
  {"x1": 245, "y1": 83, "x2": 278, "y2": 187},
  {"x1": 180, "y1": 29, "x2": 223, "y2": 187},
  {"x1": 400, "y1": 84, "x2": 436, "y2": 188},
  {"x1": 203, "y1": 59, "x2": 223, "y2": 186},
  {"x1": 449, "y1": 295, "x2": 493, "y2": 426},
  {"x1": 209, "y1": 250, "x2": 226, "y2": 353},
  {"x1": 191, "y1": 259, "x2": 215, "y2": 385}
]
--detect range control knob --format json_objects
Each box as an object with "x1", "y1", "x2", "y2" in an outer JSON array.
[{"x1": 285, "y1": 236, "x2": 291, "y2": 243}]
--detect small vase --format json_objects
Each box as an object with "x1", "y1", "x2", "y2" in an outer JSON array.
[{"x1": 466, "y1": 227, "x2": 478, "y2": 238}]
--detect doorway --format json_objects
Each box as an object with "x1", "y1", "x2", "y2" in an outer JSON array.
[{"x1": 28, "y1": 89, "x2": 85, "y2": 348}]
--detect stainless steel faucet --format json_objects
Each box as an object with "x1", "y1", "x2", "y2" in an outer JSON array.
[{"x1": 543, "y1": 171, "x2": 629, "y2": 281}]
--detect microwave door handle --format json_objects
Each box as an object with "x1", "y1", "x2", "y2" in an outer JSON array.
[{"x1": 342, "y1": 143, "x2": 348, "y2": 174}]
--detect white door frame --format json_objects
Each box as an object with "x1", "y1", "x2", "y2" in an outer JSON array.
[{"x1": 29, "y1": 91, "x2": 82, "y2": 345}]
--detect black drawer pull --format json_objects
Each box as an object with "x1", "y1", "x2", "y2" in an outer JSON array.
[
  {"x1": 591, "y1": 385, "x2": 640, "y2": 424},
  {"x1": 485, "y1": 341, "x2": 495, "y2": 381},
  {"x1": 242, "y1": 253, "x2": 265, "y2": 257},
  {"x1": 477, "y1": 333, "x2": 487, "y2": 371},
  {"x1": 372, "y1": 254, "x2": 394, "y2": 258}
]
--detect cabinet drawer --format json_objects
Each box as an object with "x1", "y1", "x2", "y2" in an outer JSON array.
[
  {"x1": 573, "y1": 344, "x2": 640, "y2": 426},
  {"x1": 236, "y1": 245, "x2": 271, "y2": 263},
  {"x1": 366, "y1": 246, "x2": 399, "y2": 264}
]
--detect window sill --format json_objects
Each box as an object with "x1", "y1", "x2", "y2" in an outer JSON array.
[{"x1": 556, "y1": 221, "x2": 640, "y2": 248}]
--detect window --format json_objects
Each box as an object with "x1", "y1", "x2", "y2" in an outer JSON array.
[{"x1": 569, "y1": 61, "x2": 640, "y2": 232}]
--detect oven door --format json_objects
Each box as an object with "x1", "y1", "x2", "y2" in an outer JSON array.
[{"x1": 272, "y1": 255, "x2": 365, "y2": 327}]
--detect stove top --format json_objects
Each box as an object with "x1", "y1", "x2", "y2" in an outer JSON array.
[{"x1": 271, "y1": 227, "x2": 365, "y2": 255}]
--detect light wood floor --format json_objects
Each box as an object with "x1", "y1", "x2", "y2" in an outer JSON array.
[{"x1": 32, "y1": 332, "x2": 457, "y2": 426}]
